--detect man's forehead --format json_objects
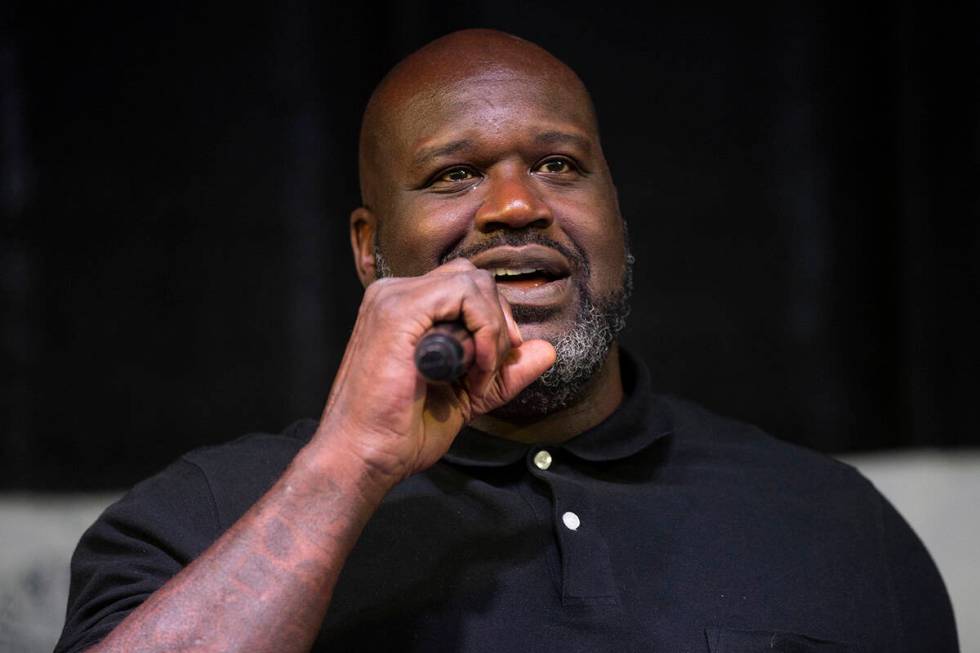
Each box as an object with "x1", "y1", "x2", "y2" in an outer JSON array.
[
  {"x1": 359, "y1": 30, "x2": 598, "y2": 202},
  {"x1": 395, "y1": 71, "x2": 596, "y2": 143}
]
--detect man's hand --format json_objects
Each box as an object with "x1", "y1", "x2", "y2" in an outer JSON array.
[{"x1": 312, "y1": 258, "x2": 557, "y2": 490}]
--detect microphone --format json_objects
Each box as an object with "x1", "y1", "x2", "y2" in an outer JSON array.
[{"x1": 415, "y1": 322, "x2": 474, "y2": 383}]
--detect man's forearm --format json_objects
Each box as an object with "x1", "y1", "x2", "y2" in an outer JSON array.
[{"x1": 87, "y1": 438, "x2": 391, "y2": 653}]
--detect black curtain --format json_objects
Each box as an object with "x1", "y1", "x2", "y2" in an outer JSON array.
[{"x1": 2, "y1": 1, "x2": 977, "y2": 490}]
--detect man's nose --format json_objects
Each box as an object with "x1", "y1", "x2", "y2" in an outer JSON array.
[{"x1": 474, "y1": 171, "x2": 553, "y2": 232}]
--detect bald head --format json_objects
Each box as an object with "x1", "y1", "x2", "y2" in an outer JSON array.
[{"x1": 358, "y1": 29, "x2": 599, "y2": 210}]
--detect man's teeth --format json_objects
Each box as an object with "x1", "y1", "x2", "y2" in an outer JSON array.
[{"x1": 492, "y1": 267, "x2": 542, "y2": 277}]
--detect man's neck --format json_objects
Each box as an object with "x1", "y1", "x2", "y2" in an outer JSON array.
[{"x1": 471, "y1": 345, "x2": 624, "y2": 445}]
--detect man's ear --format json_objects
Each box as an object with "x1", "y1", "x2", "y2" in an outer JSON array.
[{"x1": 350, "y1": 206, "x2": 379, "y2": 288}]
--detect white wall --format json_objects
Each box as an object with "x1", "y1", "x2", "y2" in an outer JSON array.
[{"x1": 0, "y1": 493, "x2": 120, "y2": 653}]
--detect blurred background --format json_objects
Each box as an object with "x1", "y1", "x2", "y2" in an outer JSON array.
[{"x1": 1, "y1": 1, "x2": 977, "y2": 651}]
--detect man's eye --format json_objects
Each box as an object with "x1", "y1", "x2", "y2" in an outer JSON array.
[
  {"x1": 424, "y1": 166, "x2": 482, "y2": 193},
  {"x1": 535, "y1": 158, "x2": 575, "y2": 174},
  {"x1": 438, "y1": 167, "x2": 476, "y2": 183}
]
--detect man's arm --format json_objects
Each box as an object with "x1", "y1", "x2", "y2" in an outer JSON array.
[
  {"x1": 85, "y1": 439, "x2": 388, "y2": 653},
  {"x1": 69, "y1": 260, "x2": 555, "y2": 653}
]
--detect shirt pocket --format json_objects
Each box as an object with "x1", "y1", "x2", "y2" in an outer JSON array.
[{"x1": 705, "y1": 626, "x2": 853, "y2": 653}]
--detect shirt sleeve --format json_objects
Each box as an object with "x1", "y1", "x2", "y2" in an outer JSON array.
[
  {"x1": 53, "y1": 458, "x2": 221, "y2": 653},
  {"x1": 876, "y1": 490, "x2": 959, "y2": 652}
]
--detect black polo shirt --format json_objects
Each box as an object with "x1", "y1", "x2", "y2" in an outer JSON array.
[{"x1": 56, "y1": 354, "x2": 958, "y2": 652}]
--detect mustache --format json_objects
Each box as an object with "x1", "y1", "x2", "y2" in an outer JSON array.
[{"x1": 439, "y1": 231, "x2": 590, "y2": 277}]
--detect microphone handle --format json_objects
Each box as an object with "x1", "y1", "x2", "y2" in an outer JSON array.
[{"x1": 414, "y1": 322, "x2": 474, "y2": 384}]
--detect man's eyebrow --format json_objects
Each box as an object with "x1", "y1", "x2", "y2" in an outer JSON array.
[
  {"x1": 534, "y1": 131, "x2": 592, "y2": 151},
  {"x1": 412, "y1": 139, "x2": 473, "y2": 168},
  {"x1": 411, "y1": 132, "x2": 592, "y2": 170}
]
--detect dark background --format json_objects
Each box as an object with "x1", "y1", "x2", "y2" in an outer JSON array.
[{"x1": 2, "y1": 2, "x2": 977, "y2": 491}]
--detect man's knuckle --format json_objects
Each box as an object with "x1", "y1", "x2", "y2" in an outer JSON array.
[
  {"x1": 461, "y1": 275, "x2": 482, "y2": 295},
  {"x1": 371, "y1": 290, "x2": 404, "y2": 320},
  {"x1": 473, "y1": 269, "x2": 496, "y2": 290},
  {"x1": 364, "y1": 278, "x2": 392, "y2": 299},
  {"x1": 483, "y1": 323, "x2": 502, "y2": 342}
]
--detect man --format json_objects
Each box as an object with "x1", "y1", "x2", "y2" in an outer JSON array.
[{"x1": 57, "y1": 29, "x2": 957, "y2": 652}]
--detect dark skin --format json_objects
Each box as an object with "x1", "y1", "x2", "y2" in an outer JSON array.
[{"x1": 85, "y1": 30, "x2": 627, "y2": 652}]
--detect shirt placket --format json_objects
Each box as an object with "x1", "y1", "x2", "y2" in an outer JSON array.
[{"x1": 523, "y1": 446, "x2": 620, "y2": 607}]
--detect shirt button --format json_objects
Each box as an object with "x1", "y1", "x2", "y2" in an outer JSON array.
[
  {"x1": 562, "y1": 511, "x2": 581, "y2": 531},
  {"x1": 532, "y1": 450, "x2": 553, "y2": 470}
]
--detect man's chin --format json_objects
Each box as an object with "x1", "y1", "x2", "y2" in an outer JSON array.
[
  {"x1": 495, "y1": 287, "x2": 624, "y2": 419},
  {"x1": 490, "y1": 357, "x2": 604, "y2": 419},
  {"x1": 489, "y1": 378, "x2": 579, "y2": 419}
]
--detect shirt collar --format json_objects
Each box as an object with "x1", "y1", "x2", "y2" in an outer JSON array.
[{"x1": 443, "y1": 350, "x2": 672, "y2": 468}]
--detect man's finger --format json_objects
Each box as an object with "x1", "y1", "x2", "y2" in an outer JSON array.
[
  {"x1": 497, "y1": 294, "x2": 522, "y2": 348},
  {"x1": 472, "y1": 271, "x2": 514, "y2": 365},
  {"x1": 479, "y1": 339, "x2": 556, "y2": 411}
]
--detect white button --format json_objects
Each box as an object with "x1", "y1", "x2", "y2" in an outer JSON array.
[
  {"x1": 533, "y1": 450, "x2": 552, "y2": 470},
  {"x1": 562, "y1": 511, "x2": 581, "y2": 531}
]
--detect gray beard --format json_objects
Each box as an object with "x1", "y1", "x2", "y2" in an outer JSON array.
[
  {"x1": 373, "y1": 228, "x2": 633, "y2": 416},
  {"x1": 496, "y1": 276, "x2": 630, "y2": 417}
]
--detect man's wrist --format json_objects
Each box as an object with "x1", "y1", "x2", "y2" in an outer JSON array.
[{"x1": 292, "y1": 429, "x2": 401, "y2": 509}]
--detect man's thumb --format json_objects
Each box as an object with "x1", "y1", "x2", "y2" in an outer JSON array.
[{"x1": 488, "y1": 339, "x2": 557, "y2": 406}]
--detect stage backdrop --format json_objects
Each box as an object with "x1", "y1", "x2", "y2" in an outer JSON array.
[{"x1": 2, "y1": 1, "x2": 977, "y2": 490}]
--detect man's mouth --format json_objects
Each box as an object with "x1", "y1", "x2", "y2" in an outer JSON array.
[
  {"x1": 489, "y1": 266, "x2": 561, "y2": 290},
  {"x1": 467, "y1": 245, "x2": 576, "y2": 311}
]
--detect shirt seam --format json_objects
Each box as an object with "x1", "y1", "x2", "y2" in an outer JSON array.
[
  {"x1": 515, "y1": 477, "x2": 564, "y2": 598},
  {"x1": 871, "y1": 477, "x2": 902, "y2": 652},
  {"x1": 179, "y1": 456, "x2": 223, "y2": 539}
]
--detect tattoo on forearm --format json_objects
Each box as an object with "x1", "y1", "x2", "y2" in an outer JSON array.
[
  {"x1": 264, "y1": 517, "x2": 295, "y2": 559},
  {"x1": 94, "y1": 464, "x2": 377, "y2": 653}
]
